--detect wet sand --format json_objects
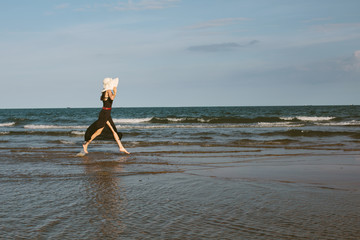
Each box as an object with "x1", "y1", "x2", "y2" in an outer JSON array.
[
  {"x1": 2, "y1": 144, "x2": 360, "y2": 239},
  {"x1": 188, "y1": 154, "x2": 360, "y2": 190}
]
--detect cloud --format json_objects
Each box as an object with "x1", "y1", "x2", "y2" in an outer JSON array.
[
  {"x1": 187, "y1": 40, "x2": 258, "y2": 52},
  {"x1": 292, "y1": 50, "x2": 360, "y2": 77},
  {"x1": 186, "y1": 18, "x2": 250, "y2": 30},
  {"x1": 310, "y1": 22, "x2": 360, "y2": 33},
  {"x1": 340, "y1": 50, "x2": 360, "y2": 72},
  {"x1": 69, "y1": 0, "x2": 180, "y2": 12},
  {"x1": 55, "y1": 3, "x2": 70, "y2": 9},
  {"x1": 44, "y1": 3, "x2": 70, "y2": 15},
  {"x1": 302, "y1": 17, "x2": 332, "y2": 23},
  {"x1": 110, "y1": 0, "x2": 180, "y2": 11},
  {"x1": 276, "y1": 22, "x2": 360, "y2": 49},
  {"x1": 232, "y1": 50, "x2": 360, "y2": 89}
]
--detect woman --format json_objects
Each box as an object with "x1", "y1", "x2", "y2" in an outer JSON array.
[{"x1": 83, "y1": 78, "x2": 130, "y2": 154}]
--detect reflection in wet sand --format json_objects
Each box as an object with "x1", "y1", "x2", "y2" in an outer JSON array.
[{"x1": 83, "y1": 156, "x2": 128, "y2": 238}]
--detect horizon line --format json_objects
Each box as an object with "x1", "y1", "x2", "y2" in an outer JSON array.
[{"x1": 1, "y1": 104, "x2": 358, "y2": 110}]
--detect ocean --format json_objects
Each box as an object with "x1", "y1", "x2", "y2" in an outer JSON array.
[{"x1": 1, "y1": 106, "x2": 360, "y2": 239}]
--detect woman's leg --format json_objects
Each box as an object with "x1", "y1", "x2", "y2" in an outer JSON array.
[
  {"x1": 83, "y1": 127, "x2": 104, "y2": 153},
  {"x1": 106, "y1": 121, "x2": 130, "y2": 154},
  {"x1": 83, "y1": 110, "x2": 108, "y2": 154},
  {"x1": 108, "y1": 117, "x2": 122, "y2": 140}
]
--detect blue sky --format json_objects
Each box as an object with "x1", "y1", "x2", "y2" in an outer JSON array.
[{"x1": 1, "y1": 0, "x2": 360, "y2": 108}]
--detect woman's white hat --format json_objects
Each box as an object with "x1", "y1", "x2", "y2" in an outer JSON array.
[
  {"x1": 102, "y1": 78, "x2": 112, "y2": 92},
  {"x1": 102, "y1": 77, "x2": 118, "y2": 92},
  {"x1": 112, "y1": 77, "x2": 119, "y2": 88}
]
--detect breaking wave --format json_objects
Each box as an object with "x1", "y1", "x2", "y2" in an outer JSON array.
[
  {"x1": 149, "y1": 116, "x2": 284, "y2": 124},
  {"x1": 0, "y1": 122, "x2": 15, "y2": 127},
  {"x1": 24, "y1": 124, "x2": 87, "y2": 129},
  {"x1": 280, "y1": 116, "x2": 336, "y2": 121},
  {"x1": 113, "y1": 118, "x2": 152, "y2": 124}
]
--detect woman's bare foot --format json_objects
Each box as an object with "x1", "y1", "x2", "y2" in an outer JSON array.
[
  {"x1": 120, "y1": 147, "x2": 130, "y2": 154},
  {"x1": 83, "y1": 143, "x2": 88, "y2": 154}
]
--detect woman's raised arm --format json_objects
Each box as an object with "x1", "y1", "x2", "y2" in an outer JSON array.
[{"x1": 107, "y1": 88, "x2": 116, "y2": 100}]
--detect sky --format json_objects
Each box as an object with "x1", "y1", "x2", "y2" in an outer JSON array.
[{"x1": 1, "y1": 0, "x2": 360, "y2": 108}]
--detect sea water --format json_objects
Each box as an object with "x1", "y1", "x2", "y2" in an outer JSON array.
[{"x1": 1, "y1": 106, "x2": 360, "y2": 239}]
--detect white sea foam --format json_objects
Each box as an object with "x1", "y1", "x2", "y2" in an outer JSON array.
[
  {"x1": 113, "y1": 118, "x2": 152, "y2": 124},
  {"x1": 167, "y1": 118, "x2": 185, "y2": 122},
  {"x1": 0, "y1": 131, "x2": 10, "y2": 135},
  {"x1": 0, "y1": 122, "x2": 15, "y2": 127},
  {"x1": 115, "y1": 122, "x2": 303, "y2": 129},
  {"x1": 257, "y1": 122, "x2": 303, "y2": 128},
  {"x1": 60, "y1": 140, "x2": 76, "y2": 145},
  {"x1": 24, "y1": 125, "x2": 87, "y2": 129},
  {"x1": 76, "y1": 151, "x2": 86, "y2": 157},
  {"x1": 280, "y1": 116, "x2": 335, "y2": 121},
  {"x1": 116, "y1": 124, "x2": 190, "y2": 129},
  {"x1": 280, "y1": 117, "x2": 295, "y2": 121},
  {"x1": 116, "y1": 124, "x2": 226, "y2": 129},
  {"x1": 167, "y1": 117, "x2": 210, "y2": 123},
  {"x1": 315, "y1": 120, "x2": 360, "y2": 126},
  {"x1": 113, "y1": 117, "x2": 210, "y2": 124},
  {"x1": 199, "y1": 118, "x2": 210, "y2": 123},
  {"x1": 71, "y1": 131, "x2": 85, "y2": 135}
]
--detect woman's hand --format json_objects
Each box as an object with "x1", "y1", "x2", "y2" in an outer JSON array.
[
  {"x1": 113, "y1": 87, "x2": 117, "y2": 94},
  {"x1": 107, "y1": 89, "x2": 116, "y2": 100}
]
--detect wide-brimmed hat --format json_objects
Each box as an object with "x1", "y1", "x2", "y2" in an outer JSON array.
[
  {"x1": 112, "y1": 77, "x2": 119, "y2": 88},
  {"x1": 102, "y1": 77, "x2": 119, "y2": 92},
  {"x1": 102, "y1": 77, "x2": 113, "y2": 92}
]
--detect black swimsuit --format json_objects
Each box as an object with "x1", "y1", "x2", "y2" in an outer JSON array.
[{"x1": 84, "y1": 95, "x2": 122, "y2": 142}]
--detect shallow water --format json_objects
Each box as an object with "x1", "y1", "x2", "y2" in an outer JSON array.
[{"x1": 1, "y1": 106, "x2": 360, "y2": 239}]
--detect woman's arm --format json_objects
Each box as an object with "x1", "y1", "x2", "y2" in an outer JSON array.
[{"x1": 107, "y1": 87, "x2": 117, "y2": 100}]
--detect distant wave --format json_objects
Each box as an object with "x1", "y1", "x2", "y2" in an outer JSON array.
[
  {"x1": 2, "y1": 131, "x2": 80, "y2": 137},
  {"x1": 9, "y1": 113, "x2": 358, "y2": 133},
  {"x1": 257, "y1": 122, "x2": 303, "y2": 128},
  {"x1": 18, "y1": 118, "x2": 360, "y2": 131},
  {"x1": 280, "y1": 116, "x2": 335, "y2": 121},
  {"x1": 261, "y1": 129, "x2": 360, "y2": 138},
  {"x1": 116, "y1": 122, "x2": 302, "y2": 129},
  {"x1": 148, "y1": 116, "x2": 341, "y2": 124},
  {"x1": 9, "y1": 116, "x2": 347, "y2": 129},
  {"x1": 71, "y1": 131, "x2": 85, "y2": 135},
  {"x1": 315, "y1": 120, "x2": 360, "y2": 126},
  {"x1": 2, "y1": 126, "x2": 360, "y2": 139},
  {"x1": 149, "y1": 116, "x2": 284, "y2": 124},
  {"x1": 112, "y1": 117, "x2": 212, "y2": 124},
  {"x1": 0, "y1": 122, "x2": 15, "y2": 127},
  {"x1": 113, "y1": 118, "x2": 152, "y2": 124},
  {"x1": 24, "y1": 124, "x2": 87, "y2": 129}
]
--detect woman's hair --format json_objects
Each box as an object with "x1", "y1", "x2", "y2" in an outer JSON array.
[{"x1": 100, "y1": 92, "x2": 106, "y2": 101}]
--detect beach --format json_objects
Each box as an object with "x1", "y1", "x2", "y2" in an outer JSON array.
[{"x1": 1, "y1": 106, "x2": 360, "y2": 239}]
